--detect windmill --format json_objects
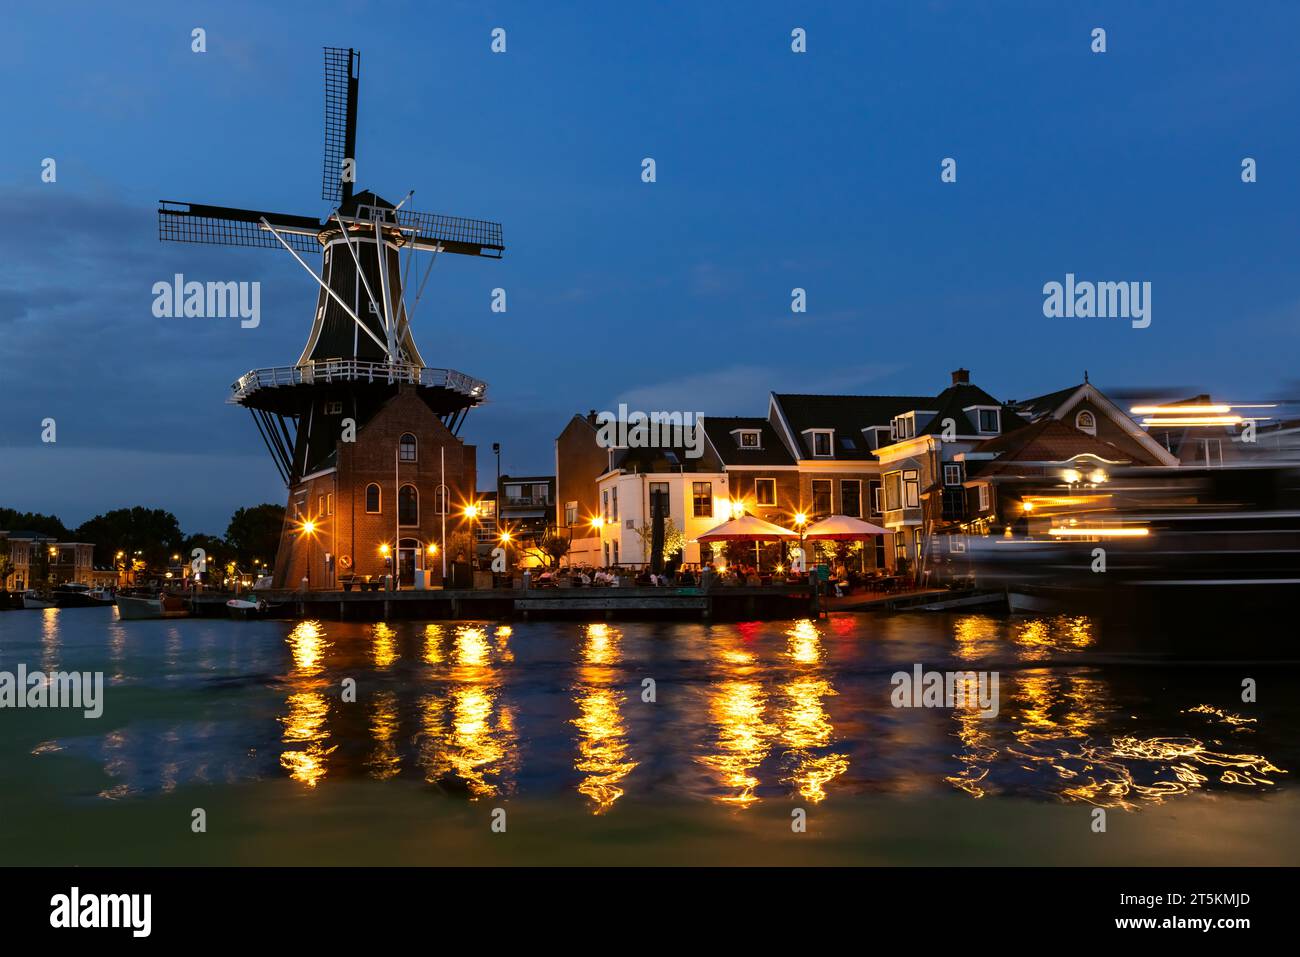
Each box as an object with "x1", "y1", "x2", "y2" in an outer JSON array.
[{"x1": 158, "y1": 47, "x2": 503, "y2": 489}]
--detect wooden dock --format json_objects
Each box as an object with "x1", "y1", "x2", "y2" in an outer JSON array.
[{"x1": 191, "y1": 583, "x2": 818, "y2": 621}]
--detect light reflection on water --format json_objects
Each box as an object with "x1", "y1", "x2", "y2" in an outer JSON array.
[{"x1": 7, "y1": 608, "x2": 1293, "y2": 813}]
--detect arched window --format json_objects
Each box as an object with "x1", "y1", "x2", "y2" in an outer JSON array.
[
  {"x1": 399, "y1": 433, "x2": 417, "y2": 462},
  {"x1": 365, "y1": 483, "x2": 381, "y2": 513},
  {"x1": 399, "y1": 485, "x2": 419, "y2": 526},
  {"x1": 434, "y1": 484, "x2": 448, "y2": 515},
  {"x1": 1075, "y1": 410, "x2": 1097, "y2": 435}
]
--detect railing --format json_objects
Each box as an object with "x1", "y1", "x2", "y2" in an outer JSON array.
[{"x1": 230, "y1": 360, "x2": 488, "y2": 403}]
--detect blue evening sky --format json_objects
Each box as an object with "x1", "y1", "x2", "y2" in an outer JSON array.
[{"x1": 2, "y1": 1, "x2": 1297, "y2": 534}]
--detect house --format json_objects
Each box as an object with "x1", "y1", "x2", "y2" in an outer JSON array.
[
  {"x1": 594, "y1": 442, "x2": 730, "y2": 569},
  {"x1": 925, "y1": 379, "x2": 1182, "y2": 571},
  {"x1": 554, "y1": 412, "x2": 608, "y2": 567},
  {"x1": 860, "y1": 369, "x2": 1029, "y2": 569},
  {"x1": 701, "y1": 416, "x2": 798, "y2": 523},
  {"x1": 497, "y1": 474, "x2": 555, "y2": 567}
]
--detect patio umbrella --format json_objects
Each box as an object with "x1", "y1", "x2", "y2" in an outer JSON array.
[
  {"x1": 801, "y1": 514, "x2": 889, "y2": 540},
  {"x1": 801, "y1": 513, "x2": 888, "y2": 576},
  {"x1": 697, "y1": 514, "x2": 798, "y2": 542},
  {"x1": 697, "y1": 513, "x2": 796, "y2": 574}
]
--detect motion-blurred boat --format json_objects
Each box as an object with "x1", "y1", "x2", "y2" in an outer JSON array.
[
  {"x1": 116, "y1": 593, "x2": 190, "y2": 620},
  {"x1": 51, "y1": 583, "x2": 115, "y2": 608}
]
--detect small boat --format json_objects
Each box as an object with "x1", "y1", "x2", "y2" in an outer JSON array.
[
  {"x1": 1006, "y1": 589, "x2": 1060, "y2": 614},
  {"x1": 52, "y1": 583, "x2": 115, "y2": 608},
  {"x1": 21, "y1": 589, "x2": 55, "y2": 609},
  {"x1": 225, "y1": 595, "x2": 280, "y2": 620},
  {"x1": 116, "y1": 593, "x2": 190, "y2": 620}
]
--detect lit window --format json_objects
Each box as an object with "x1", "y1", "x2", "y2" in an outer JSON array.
[
  {"x1": 978, "y1": 484, "x2": 991, "y2": 510},
  {"x1": 692, "y1": 482, "x2": 712, "y2": 518},
  {"x1": 903, "y1": 470, "x2": 920, "y2": 508},
  {"x1": 738, "y1": 431, "x2": 760, "y2": 448}
]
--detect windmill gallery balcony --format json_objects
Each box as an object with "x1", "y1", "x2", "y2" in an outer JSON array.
[{"x1": 229, "y1": 359, "x2": 487, "y2": 405}]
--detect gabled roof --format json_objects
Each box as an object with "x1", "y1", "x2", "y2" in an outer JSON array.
[
  {"x1": 1009, "y1": 385, "x2": 1081, "y2": 421},
  {"x1": 967, "y1": 419, "x2": 1144, "y2": 477},
  {"x1": 608, "y1": 443, "x2": 718, "y2": 474},
  {"x1": 917, "y1": 383, "x2": 1030, "y2": 436},
  {"x1": 771, "y1": 393, "x2": 933, "y2": 459},
  {"x1": 702, "y1": 417, "x2": 796, "y2": 466}
]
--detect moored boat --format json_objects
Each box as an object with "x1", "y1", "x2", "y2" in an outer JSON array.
[
  {"x1": 52, "y1": 583, "x2": 115, "y2": 608},
  {"x1": 116, "y1": 593, "x2": 190, "y2": 620},
  {"x1": 20, "y1": 589, "x2": 55, "y2": 609}
]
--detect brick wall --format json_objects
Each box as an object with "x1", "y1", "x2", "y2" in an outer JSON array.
[{"x1": 273, "y1": 387, "x2": 478, "y2": 589}]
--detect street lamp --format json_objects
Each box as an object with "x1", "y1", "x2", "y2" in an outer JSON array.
[
  {"x1": 793, "y1": 511, "x2": 809, "y2": 574},
  {"x1": 463, "y1": 503, "x2": 480, "y2": 569}
]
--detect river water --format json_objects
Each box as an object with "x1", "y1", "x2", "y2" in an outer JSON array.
[{"x1": 0, "y1": 607, "x2": 1295, "y2": 865}]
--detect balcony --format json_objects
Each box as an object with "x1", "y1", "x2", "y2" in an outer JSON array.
[{"x1": 502, "y1": 495, "x2": 552, "y2": 509}]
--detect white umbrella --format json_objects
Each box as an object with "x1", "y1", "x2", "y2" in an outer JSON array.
[
  {"x1": 697, "y1": 514, "x2": 798, "y2": 542},
  {"x1": 802, "y1": 514, "x2": 889, "y2": 540}
]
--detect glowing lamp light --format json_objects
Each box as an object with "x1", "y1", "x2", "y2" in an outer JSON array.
[
  {"x1": 1141, "y1": 416, "x2": 1242, "y2": 427},
  {"x1": 590, "y1": 517, "x2": 605, "y2": 531},
  {"x1": 301, "y1": 520, "x2": 316, "y2": 534},
  {"x1": 427, "y1": 544, "x2": 438, "y2": 555},
  {"x1": 793, "y1": 512, "x2": 808, "y2": 527},
  {"x1": 1022, "y1": 500, "x2": 1035, "y2": 513},
  {"x1": 1048, "y1": 527, "x2": 1150, "y2": 538},
  {"x1": 500, "y1": 531, "x2": 512, "y2": 543},
  {"x1": 1088, "y1": 469, "x2": 1108, "y2": 484},
  {"x1": 730, "y1": 500, "x2": 746, "y2": 519},
  {"x1": 379, "y1": 543, "x2": 390, "y2": 556},
  {"x1": 463, "y1": 504, "x2": 480, "y2": 520},
  {"x1": 1061, "y1": 469, "x2": 1082, "y2": 485},
  {"x1": 1131, "y1": 404, "x2": 1230, "y2": 415}
]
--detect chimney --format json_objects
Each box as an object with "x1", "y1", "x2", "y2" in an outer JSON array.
[
  {"x1": 587, "y1": 409, "x2": 598, "y2": 425},
  {"x1": 951, "y1": 368, "x2": 970, "y2": 385}
]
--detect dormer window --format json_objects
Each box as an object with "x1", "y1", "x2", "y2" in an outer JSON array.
[
  {"x1": 1075, "y1": 410, "x2": 1097, "y2": 436},
  {"x1": 977, "y1": 409, "x2": 1000, "y2": 433},
  {"x1": 811, "y1": 430, "x2": 833, "y2": 456},
  {"x1": 892, "y1": 415, "x2": 916, "y2": 440},
  {"x1": 735, "y1": 430, "x2": 761, "y2": 448}
]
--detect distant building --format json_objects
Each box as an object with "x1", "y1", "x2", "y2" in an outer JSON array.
[
  {"x1": 554, "y1": 412, "x2": 609, "y2": 567},
  {"x1": 497, "y1": 474, "x2": 555, "y2": 567},
  {"x1": 0, "y1": 531, "x2": 96, "y2": 590}
]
